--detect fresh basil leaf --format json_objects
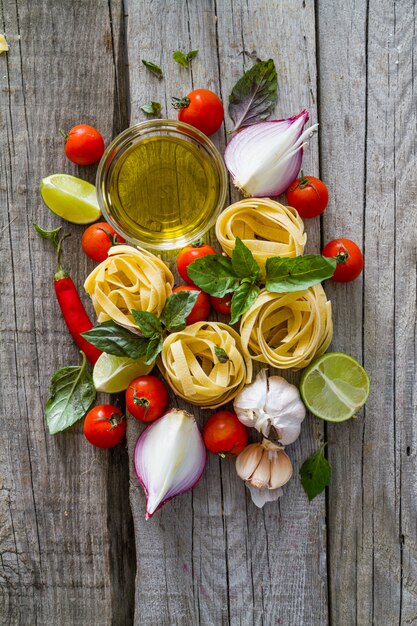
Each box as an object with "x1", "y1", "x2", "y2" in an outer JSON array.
[
  {"x1": 141, "y1": 101, "x2": 162, "y2": 117},
  {"x1": 230, "y1": 283, "x2": 260, "y2": 324},
  {"x1": 142, "y1": 59, "x2": 163, "y2": 79},
  {"x1": 228, "y1": 59, "x2": 278, "y2": 131},
  {"x1": 214, "y1": 347, "x2": 229, "y2": 363},
  {"x1": 81, "y1": 321, "x2": 148, "y2": 359},
  {"x1": 173, "y1": 49, "x2": 198, "y2": 68},
  {"x1": 45, "y1": 352, "x2": 96, "y2": 435},
  {"x1": 161, "y1": 290, "x2": 199, "y2": 332},
  {"x1": 265, "y1": 255, "x2": 337, "y2": 293},
  {"x1": 187, "y1": 255, "x2": 239, "y2": 298},
  {"x1": 131, "y1": 310, "x2": 163, "y2": 337},
  {"x1": 33, "y1": 224, "x2": 62, "y2": 250},
  {"x1": 232, "y1": 237, "x2": 262, "y2": 281},
  {"x1": 145, "y1": 334, "x2": 163, "y2": 365},
  {"x1": 300, "y1": 444, "x2": 331, "y2": 501}
]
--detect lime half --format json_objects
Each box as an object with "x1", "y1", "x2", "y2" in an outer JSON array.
[
  {"x1": 40, "y1": 174, "x2": 101, "y2": 224},
  {"x1": 93, "y1": 353, "x2": 154, "y2": 393},
  {"x1": 300, "y1": 352, "x2": 370, "y2": 422}
]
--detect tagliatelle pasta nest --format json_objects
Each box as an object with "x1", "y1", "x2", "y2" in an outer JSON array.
[
  {"x1": 84, "y1": 245, "x2": 173, "y2": 329},
  {"x1": 240, "y1": 285, "x2": 333, "y2": 370},
  {"x1": 215, "y1": 198, "x2": 306, "y2": 271},
  {"x1": 159, "y1": 321, "x2": 253, "y2": 408}
]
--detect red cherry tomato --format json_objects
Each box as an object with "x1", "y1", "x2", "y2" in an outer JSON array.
[
  {"x1": 203, "y1": 410, "x2": 248, "y2": 456},
  {"x1": 81, "y1": 222, "x2": 125, "y2": 262},
  {"x1": 287, "y1": 173, "x2": 329, "y2": 218},
  {"x1": 172, "y1": 286, "x2": 211, "y2": 325},
  {"x1": 63, "y1": 124, "x2": 105, "y2": 165},
  {"x1": 125, "y1": 375, "x2": 169, "y2": 422},
  {"x1": 84, "y1": 404, "x2": 125, "y2": 448},
  {"x1": 210, "y1": 294, "x2": 232, "y2": 316},
  {"x1": 176, "y1": 243, "x2": 216, "y2": 285},
  {"x1": 174, "y1": 89, "x2": 224, "y2": 136},
  {"x1": 322, "y1": 238, "x2": 364, "y2": 282}
]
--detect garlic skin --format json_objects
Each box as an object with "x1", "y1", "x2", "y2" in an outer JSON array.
[
  {"x1": 234, "y1": 369, "x2": 306, "y2": 445},
  {"x1": 236, "y1": 440, "x2": 293, "y2": 508},
  {"x1": 134, "y1": 409, "x2": 207, "y2": 519}
]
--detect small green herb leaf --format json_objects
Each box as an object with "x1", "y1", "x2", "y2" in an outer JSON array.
[
  {"x1": 145, "y1": 334, "x2": 163, "y2": 365},
  {"x1": 214, "y1": 346, "x2": 229, "y2": 363},
  {"x1": 265, "y1": 255, "x2": 337, "y2": 293},
  {"x1": 232, "y1": 237, "x2": 262, "y2": 281},
  {"x1": 228, "y1": 58, "x2": 278, "y2": 131},
  {"x1": 187, "y1": 255, "x2": 239, "y2": 298},
  {"x1": 230, "y1": 283, "x2": 260, "y2": 324},
  {"x1": 81, "y1": 321, "x2": 148, "y2": 359},
  {"x1": 141, "y1": 101, "x2": 162, "y2": 116},
  {"x1": 173, "y1": 49, "x2": 199, "y2": 68},
  {"x1": 33, "y1": 224, "x2": 62, "y2": 250},
  {"x1": 300, "y1": 444, "x2": 331, "y2": 501},
  {"x1": 45, "y1": 351, "x2": 96, "y2": 435},
  {"x1": 131, "y1": 310, "x2": 163, "y2": 337},
  {"x1": 142, "y1": 59, "x2": 163, "y2": 79},
  {"x1": 160, "y1": 290, "x2": 199, "y2": 332}
]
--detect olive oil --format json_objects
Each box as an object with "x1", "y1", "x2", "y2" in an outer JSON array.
[{"x1": 108, "y1": 135, "x2": 220, "y2": 245}]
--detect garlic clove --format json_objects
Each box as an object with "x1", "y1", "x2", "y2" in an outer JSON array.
[
  {"x1": 249, "y1": 448, "x2": 271, "y2": 489},
  {"x1": 269, "y1": 450, "x2": 293, "y2": 490},
  {"x1": 235, "y1": 443, "x2": 263, "y2": 480},
  {"x1": 273, "y1": 423, "x2": 301, "y2": 447},
  {"x1": 246, "y1": 483, "x2": 283, "y2": 508}
]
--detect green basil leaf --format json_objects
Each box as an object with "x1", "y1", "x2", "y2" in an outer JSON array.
[
  {"x1": 131, "y1": 310, "x2": 163, "y2": 337},
  {"x1": 33, "y1": 223, "x2": 62, "y2": 250},
  {"x1": 173, "y1": 49, "x2": 198, "y2": 68},
  {"x1": 161, "y1": 290, "x2": 199, "y2": 332},
  {"x1": 300, "y1": 444, "x2": 331, "y2": 501},
  {"x1": 232, "y1": 237, "x2": 262, "y2": 281},
  {"x1": 142, "y1": 59, "x2": 163, "y2": 79},
  {"x1": 45, "y1": 352, "x2": 96, "y2": 435},
  {"x1": 145, "y1": 334, "x2": 163, "y2": 365},
  {"x1": 228, "y1": 59, "x2": 278, "y2": 131},
  {"x1": 214, "y1": 346, "x2": 229, "y2": 363},
  {"x1": 141, "y1": 101, "x2": 162, "y2": 116},
  {"x1": 230, "y1": 283, "x2": 260, "y2": 324},
  {"x1": 265, "y1": 255, "x2": 337, "y2": 293},
  {"x1": 81, "y1": 321, "x2": 148, "y2": 359},
  {"x1": 187, "y1": 255, "x2": 239, "y2": 298}
]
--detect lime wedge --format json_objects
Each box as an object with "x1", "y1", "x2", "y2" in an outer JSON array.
[
  {"x1": 93, "y1": 353, "x2": 155, "y2": 393},
  {"x1": 40, "y1": 174, "x2": 101, "y2": 224},
  {"x1": 300, "y1": 352, "x2": 370, "y2": 422}
]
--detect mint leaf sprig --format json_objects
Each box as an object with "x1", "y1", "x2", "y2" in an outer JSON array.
[
  {"x1": 82, "y1": 290, "x2": 199, "y2": 365},
  {"x1": 299, "y1": 443, "x2": 331, "y2": 500},
  {"x1": 173, "y1": 49, "x2": 199, "y2": 68}
]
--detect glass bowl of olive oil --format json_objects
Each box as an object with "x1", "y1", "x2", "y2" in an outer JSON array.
[{"x1": 96, "y1": 120, "x2": 228, "y2": 250}]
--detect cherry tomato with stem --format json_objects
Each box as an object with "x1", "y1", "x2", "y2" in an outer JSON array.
[
  {"x1": 287, "y1": 171, "x2": 329, "y2": 218},
  {"x1": 81, "y1": 222, "x2": 125, "y2": 262},
  {"x1": 172, "y1": 285, "x2": 211, "y2": 325},
  {"x1": 172, "y1": 89, "x2": 224, "y2": 136},
  {"x1": 61, "y1": 124, "x2": 105, "y2": 165},
  {"x1": 210, "y1": 294, "x2": 232, "y2": 317},
  {"x1": 126, "y1": 375, "x2": 169, "y2": 422},
  {"x1": 203, "y1": 410, "x2": 248, "y2": 456},
  {"x1": 84, "y1": 404, "x2": 125, "y2": 448},
  {"x1": 176, "y1": 242, "x2": 216, "y2": 285},
  {"x1": 322, "y1": 238, "x2": 364, "y2": 282}
]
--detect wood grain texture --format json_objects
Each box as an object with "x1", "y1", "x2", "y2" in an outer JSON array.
[
  {"x1": 0, "y1": 1, "x2": 134, "y2": 624},
  {"x1": 126, "y1": 1, "x2": 327, "y2": 624}
]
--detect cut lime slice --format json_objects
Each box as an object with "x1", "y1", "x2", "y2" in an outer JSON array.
[
  {"x1": 93, "y1": 353, "x2": 155, "y2": 393},
  {"x1": 300, "y1": 352, "x2": 370, "y2": 422},
  {"x1": 40, "y1": 174, "x2": 101, "y2": 224}
]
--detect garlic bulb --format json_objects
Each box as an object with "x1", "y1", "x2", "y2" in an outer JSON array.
[
  {"x1": 233, "y1": 369, "x2": 306, "y2": 446},
  {"x1": 236, "y1": 440, "x2": 293, "y2": 508}
]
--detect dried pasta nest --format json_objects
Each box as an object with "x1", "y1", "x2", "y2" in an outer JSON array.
[
  {"x1": 240, "y1": 285, "x2": 333, "y2": 370},
  {"x1": 159, "y1": 321, "x2": 253, "y2": 408},
  {"x1": 84, "y1": 245, "x2": 173, "y2": 329},
  {"x1": 215, "y1": 197, "x2": 306, "y2": 272}
]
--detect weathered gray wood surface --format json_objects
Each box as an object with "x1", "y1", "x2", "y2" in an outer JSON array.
[{"x1": 1, "y1": 0, "x2": 415, "y2": 624}]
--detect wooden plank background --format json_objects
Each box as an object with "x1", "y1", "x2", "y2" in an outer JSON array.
[{"x1": 1, "y1": 0, "x2": 415, "y2": 625}]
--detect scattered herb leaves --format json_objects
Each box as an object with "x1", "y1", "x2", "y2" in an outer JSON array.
[
  {"x1": 232, "y1": 236, "x2": 262, "y2": 281},
  {"x1": 81, "y1": 321, "x2": 148, "y2": 359},
  {"x1": 131, "y1": 310, "x2": 163, "y2": 338},
  {"x1": 230, "y1": 282, "x2": 260, "y2": 325},
  {"x1": 33, "y1": 224, "x2": 62, "y2": 250},
  {"x1": 214, "y1": 346, "x2": 229, "y2": 363},
  {"x1": 141, "y1": 101, "x2": 162, "y2": 117},
  {"x1": 173, "y1": 49, "x2": 199, "y2": 68},
  {"x1": 300, "y1": 443, "x2": 331, "y2": 501},
  {"x1": 265, "y1": 255, "x2": 336, "y2": 293},
  {"x1": 160, "y1": 290, "x2": 199, "y2": 332},
  {"x1": 187, "y1": 255, "x2": 240, "y2": 298},
  {"x1": 142, "y1": 59, "x2": 163, "y2": 79},
  {"x1": 145, "y1": 335, "x2": 164, "y2": 365}
]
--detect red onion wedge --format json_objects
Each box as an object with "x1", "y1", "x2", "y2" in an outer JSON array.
[
  {"x1": 134, "y1": 408, "x2": 207, "y2": 519},
  {"x1": 224, "y1": 110, "x2": 318, "y2": 198}
]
